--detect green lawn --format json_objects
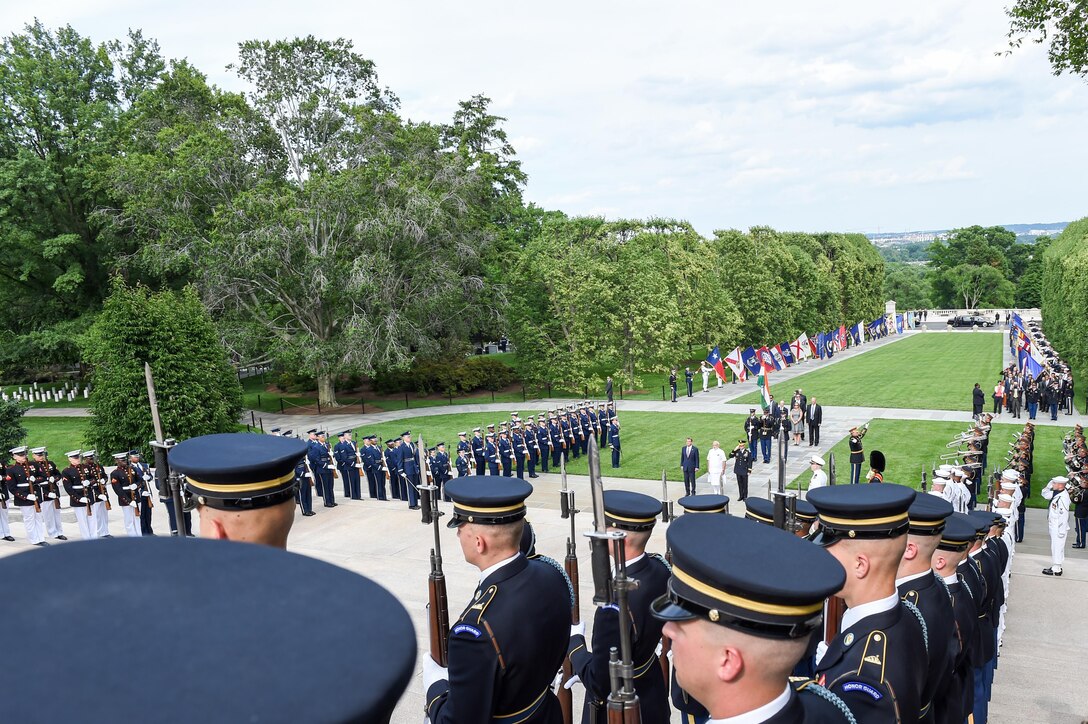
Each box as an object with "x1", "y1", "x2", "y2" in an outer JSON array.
[
  {"x1": 789, "y1": 417, "x2": 1070, "y2": 508},
  {"x1": 343, "y1": 410, "x2": 747, "y2": 484},
  {"x1": 15, "y1": 417, "x2": 91, "y2": 458},
  {"x1": 735, "y1": 333, "x2": 1001, "y2": 411}
]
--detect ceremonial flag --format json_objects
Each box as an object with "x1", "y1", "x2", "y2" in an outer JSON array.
[
  {"x1": 780, "y1": 342, "x2": 796, "y2": 365},
  {"x1": 823, "y1": 332, "x2": 836, "y2": 358},
  {"x1": 741, "y1": 346, "x2": 761, "y2": 377},
  {"x1": 895, "y1": 314, "x2": 904, "y2": 334},
  {"x1": 724, "y1": 347, "x2": 747, "y2": 381},
  {"x1": 757, "y1": 346, "x2": 779, "y2": 373},
  {"x1": 793, "y1": 333, "x2": 810, "y2": 360},
  {"x1": 807, "y1": 334, "x2": 819, "y2": 357},
  {"x1": 867, "y1": 319, "x2": 882, "y2": 339},
  {"x1": 837, "y1": 325, "x2": 847, "y2": 350},
  {"x1": 770, "y1": 345, "x2": 787, "y2": 370},
  {"x1": 756, "y1": 370, "x2": 772, "y2": 411},
  {"x1": 850, "y1": 322, "x2": 863, "y2": 346},
  {"x1": 706, "y1": 346, "x2": 727, "y2": 382},
  {"x1": 1011, "y1": 312, "x2": 1024, "y2": 330},
  {"x1": 815, "y1": 332, "x2": 825, "y2": 359}
]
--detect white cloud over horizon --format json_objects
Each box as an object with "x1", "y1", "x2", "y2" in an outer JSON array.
[{"x1": 5, "y1": 0, "x2": 1086, "y2": 235}]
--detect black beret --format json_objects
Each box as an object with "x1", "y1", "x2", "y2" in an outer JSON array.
[
  {"x1": 445, "y1": 476, "x2": 532, "y2": 528},
  {"x1": 169, "y1": 433, "x2": 307, "y2": 511},
  {"x1": 651, "y1": 514, "x2": 844, "y2": 639},
  {"x1": 0, "y1": 538, "x2": 415, "y2": 722},
  {"x1": 604, "y1": 490, "x2": 660, "y2": 531}
]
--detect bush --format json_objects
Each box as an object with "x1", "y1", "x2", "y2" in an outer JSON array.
[
  {"x1": 371, "y1": 356, "x2": 521, "y2": 396},
  {"x1": 1041, "y1": 218, "x2": 1088, "y2": 391}
]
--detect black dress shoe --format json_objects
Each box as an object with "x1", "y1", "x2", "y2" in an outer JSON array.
[
  {"x1": 351, "y1": 497, "x2": 362, "y2": 501},
  {"x1": 409, "y1": 505, "x2": 421, "y2": 510},
  {"x1": 1042, "y1": 567, "x2": 1063, "y2": 576},
  {"x1": 324, "y1": 503, "x2": 338, "y2": 508},
  {"x1": 3, "y1": 535, "x2": 15, "y2": 541},
  {"x1": 302, "y1": 511, "x2": 316, "y2": 517},
  {"x1": 34, "y1": 541, "x2": 49, "y2": 546},
  {"x1": 55, "y1": 535, "x2": 68, "y2": 541}
]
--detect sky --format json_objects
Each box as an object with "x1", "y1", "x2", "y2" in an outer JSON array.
[{"x1": 6, "y1": 1, "x2": 1086, "y2": 236}]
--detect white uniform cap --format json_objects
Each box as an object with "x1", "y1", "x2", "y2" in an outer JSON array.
[
  {"x1": 998, "y1": 493, "x2": 1015, "y2": 503},
  {"x1": 65, "y1": 450, "x2": 82, "y2": 459},
  {"x1": 810, "y1": 455, "x2": 825, "y2": 466},
  {"x1": 938, "y1": 464, "x2": 954, "y2": 474},
  {"x1": 1001, "y1": 469, "x2": 1020, "y2": 482},
  {"x1": 1000, "y1": 481, "x2": 1017, "y2": 490},
  {"x1": 1051, "y1": 476, "x2": 1069, "y2": 485}
]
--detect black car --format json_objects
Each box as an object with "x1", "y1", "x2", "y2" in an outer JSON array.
[{"x1": 947, "y1": 314, "x2": 996, "y2": 328}]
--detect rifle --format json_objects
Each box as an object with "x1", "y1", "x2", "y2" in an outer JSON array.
[
  {"x1": 558, "y1": 454, "x2": 579, "y2": 724},
  {"x1": 25, "y1": 462, "x2": 41, "y2": 514},
  {"x1": 584, "y1": 437, "x2": 641, "y2": 723},
  {"x1": 921, "y1": 467, "x2": 927, "y2": 493},
  {"x1": 827, "y1": 452, "x2": 837, "y2": 486},
  {"x1": 658, "y1": 469, "x2": 673, "y2": 687},
  {"x1": 419, "y1": 434, "x2": 450, "y2": 666},
  {"x1": 43, "y1": 458, "x2": 61, "y2": 509},
  {"x1": 145, "y1": 363, "x2": 185, "y2": 535}
]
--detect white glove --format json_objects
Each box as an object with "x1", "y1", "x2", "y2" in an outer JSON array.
[
  {"x1": 143, "y1": 474, "x2": 152, "y2": 482},
  {"x1": 306, "y1": 472, "x2": 313, "y2": 478},
  {"x1": 97, "y1": 494, "x2": 107, "y2": 502},
  {"x1": 570, "y1": 621, "x2": 586, "y2": 638},
  {"x1": 563, "y1": 674, "x2": 582, "y2": 690},
  {"x1": 422, "y1": 657, "x2": 448, "y2": 691},
  {"x1": 142, "y1": 491, "x2": 150, "y2": 497},
  {"x1": 814, "y1": 640, "x2": 829, "y2": 665},
  {"x1": 99, "y1": 478, "x2": 107, "y2": 485},
  {"x1": 129, "y1": 501, "x2": 138, "y2": 507},
  {"x1": 79, "y1": 497, "x2": 89, "y2": 504},
  {"x1": 125, "y1": 484, "x2": 137, "y2": 491},
  {"x1": 29, "y1": 476, "x2": 37, "y2": 483},
  {"x1": 27, "y1": 493, "x2": 37, "y2": 501},
  {"x1": 48, "y1": 476, "x2": 56, "y2": 483},
  {"x1": 47, "y1": 492, "x2": 57, "y2": 499}
]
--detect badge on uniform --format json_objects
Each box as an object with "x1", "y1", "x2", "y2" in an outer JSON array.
[
  {"x1": 452, "y1": 624, "x2": 482, "y2": 638},
  {"x1": 842, "y1": 681, "x2": 882, "y2": 700}
]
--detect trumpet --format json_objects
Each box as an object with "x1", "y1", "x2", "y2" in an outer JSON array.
[
  {"x1": 947, "y1": 435, "x2": 984, "y2": 448},
  {"x1": 941, "y1": 450, "x2": 969, "y2": 460}
]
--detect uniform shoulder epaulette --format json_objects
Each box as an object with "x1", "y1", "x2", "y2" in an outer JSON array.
[
  {"x1": 901, "y1": 599, "x2": 928, "y2": 654},
  {"x1": 529, "y1": 554, "x2": 575, "y2": 608},
  {"x1": 791, "y1": 677, "x2": 858, "y2": 724},
  {"x1": 648, "y1": 552, "x2": 672, "y2": 573},
  {"x1": 455, "y1": 583, "x2": 498, "y2": 635}
]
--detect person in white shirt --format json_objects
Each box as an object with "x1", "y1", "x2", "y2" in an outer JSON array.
[
  {"x1": 699, "y1": 361, "x2": 712, "y2": 392},
  {"x1": 807, "y1": 455, "x2": 827, "y2": 491},
  {"x1": 705, "y1": 441, "x2": 726, "y2": 495},
  {"x1": 1042, "y1": 476, "x2": 1071, "y2": 576}
]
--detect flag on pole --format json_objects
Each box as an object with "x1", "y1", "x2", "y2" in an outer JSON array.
[
  {"x1": 823, "y1": 332, "x2": 836, "y2": 358},
  {"x1": 895, "y1": 314, "x2": 904, "y2": 334},
  {"x1": 741, "y1": 346, "x2": 761, "y2": 377},
  {"x1": 792, "y1": 334, "x2": 808, "y2": 360},
  {"x1": 780, "y1": 342, "x2": 796, "y2": 365},
  {"x1": 724, "y1": 347, "x2": 746, "y2": 381},
  {"x1": 756, "y1": 370, "x2": 772, "y2": 411},
  {"x1": 837, "y1": 325, "x2": 847, "y2": 350},
  {"x1": 706, "y1": 346, "x2": 727, "y2": 382},
  {"x1": 815, "y1": 332, "x2": 825, "y2": 359},
  {"x1": 770, "y1": 345, "x2": 787, "y2": 370},
  {"x1": 849, "y1": 322, "x2": 863, "y2": 346},
  {"x1": 757, "y1": 346, "x2": 778, "y2": 372},
  {"x1": 807, "y1": 334, "x2": 819, "y2": 358}
]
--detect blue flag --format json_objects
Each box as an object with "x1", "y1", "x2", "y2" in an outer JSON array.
[
  {"x1": 741, "y1": 346, "x2": 761, "y2": 376},
  {"x1": 823, "y1": 332, "x2": 836, "y2": 358},
  {"x1": 779, "y1": 342, "x2": 795, "y2": 365}
]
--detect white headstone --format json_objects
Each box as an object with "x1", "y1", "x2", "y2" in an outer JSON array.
[{"x1": 83, "y1": 388, "x2": 89, "y2": 399}]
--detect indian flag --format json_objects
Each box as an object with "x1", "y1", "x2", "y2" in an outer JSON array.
[{"x1": 757, "y1": 371, "x2": 772, "y2": 410}]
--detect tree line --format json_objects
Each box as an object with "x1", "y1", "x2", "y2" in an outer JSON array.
[{"x1": 1040, "y1": 217, "x2": 1088, "y2": 397}]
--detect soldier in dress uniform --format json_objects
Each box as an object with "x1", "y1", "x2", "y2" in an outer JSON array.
[
  {"x1": 561, "y1": 410, "x2": 577, "y2": 461},
  {"x1": 684, "y1": 367, "x2": 694, "y2": 397},
  {"x1": 512, "y1": 424, "x2": 528, "y2": 479},
  {"x1": 307, "y1": 430, "x2": 337, "y2": 507},
  {"x1": 485, "y1": 432, "x2": 500, "y2": 475},
  {"x1": 609, "y1": 417, "x2": 621, "y2": 468},
  {"x1": 930, "y1": 513, "x2": 978, "y2": 724},
  {"x1": 6, "y1": 446, "x2": 46, "y2": 545},
  {"x1": 498, "y1": 428, "x2": 514, "y2": 478},
  {"x1": 651, "y1": 513, "x2": 853, "y2": 723},
  {"x1": 128, "y1": 449, "x2": 155, "y2": 536},
  {"x1": 471, "y1": 427, "x2": 486, "y2": 476},
  {"x1": 288, "y1": 431, "x2": 316, "y2": 517},
  {"x1": 432, "y1": 442, "x2": 450, "y2": 499},
  {"x1": 549, "y1": 414, "x2": 563, "y2": 468},
  {"x1": 398, "y1": 431, "x2": 421, "y2": 510},
  {"x1": 895, "y1": 495, "x2": 956, "y2": 724},
  {"x1": 423, "y1": 476, "x2": 571, "y2": 723},
  {"x1": 32, "y1": 447, "x2": 67, "y2": 541},
  {"x1": 525, "y1": 417, "x2": 540, "y2": 478},
  {"x1": 456, "y1": 432, "x2": 471, "y2": 464},
  {"x1": 598, "y1": 403, "x2": 610, "y2": 449},
  {"x1": 0, "y1": 453, "x2": 12, "y2": 542},
  {"x1": 334, "y1": 431, "x2": 362, "y2": 500},
  {"x1": 169, "y1": 432, "x2": 309, "y2": 549},
  {"x1": 362, "y1": 434, "x2": 385, "y2": 500},
  {"x1": 566, "y1": 491, "x2": 671, "y2": 723},
  {"x1": 847, "y1": 426, "x2": 866, "y2": 485},
  {"x1": 81, "y1": 450, "x2": 112, "y2": 538},
  {"x1": 727, "y1": 438, "x2": 753, "y2": 501},
  {"x1": 109, "y1": 452, "x2": 142, "y2": 537},
  {"x1": 759, "y1": 412, "x2": 775, "y2": 464},
  {"x1": 578, "y1": 405, "x2": 592, "y2": 455},
  {"x1": 744, "y1": 408, "x2": 761, "y2": 461},
  {"x1": 670, "y1": 369, "x2": 678, "y2": 402},
  {"x1": 1042, "y1": 476, "x2": 1070, "y2": 576},
  {"x1": 2, "y1": 536, "x2": 416, "y2": 724},
  {"x1": 455, "y1": 448, "x2": 471, "y2": 478},
  {"x1": 806, "y1": 483, "x2": 928, "y2": 723},
  {"x1": 536, "y1": 417, "x2": 551, "y2": 474}
]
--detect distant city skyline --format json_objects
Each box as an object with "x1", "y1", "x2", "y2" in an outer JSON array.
[{"x1": 6, "y1": 1, "x2": 1086, "y2": 235}]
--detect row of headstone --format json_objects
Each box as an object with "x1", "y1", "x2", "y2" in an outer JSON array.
[{"x1": 3, "y1": 384, "x2": 90, "y2": 403}]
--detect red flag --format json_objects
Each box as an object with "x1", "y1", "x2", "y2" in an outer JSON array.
[{"x1": 757, "y1": 346, "x2": 776, "y2": 374}]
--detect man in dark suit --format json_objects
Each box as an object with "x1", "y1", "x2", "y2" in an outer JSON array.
[
  {"x1": 807, "y1": 398, "x2": 822, "y2": 446},
  {"x1": 605, "y1": 375, "x2": 614, "y2": 403},
  {"x1": 972, "y1": 383, "x2": 985, "y2": 417},
  {"x1": 669, "y1": 370, "x2": 678, "y2": 402},
  {"x1": 680, "y1": 438, "x2": 700, "y2": 496}
]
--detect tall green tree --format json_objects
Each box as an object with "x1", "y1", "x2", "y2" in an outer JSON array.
[
  {"x1": 883, "y1": 263, "x2": 932, "y2": 309},
  {"x1": 105, "y1": 37, "x2": 506, "y2": 406},
  {"x1": 944, "y1": 264, "x2": 1015, "y2": 309},
  {"x1": 81, "y1": 280, "x2": 242, "y2": 454},
  {"x1": 0, "y1": 21, "x2": 164, "y2": 371},
  {"x1": 0, "y1": 399, "x2": 28, "y2": 455},
  {"x1": 1005, "y1": 0, "x2": 1088, "y2": 79},
  {"x1": 928, "y1": 226, "x2": 1016, "y2": 307}
]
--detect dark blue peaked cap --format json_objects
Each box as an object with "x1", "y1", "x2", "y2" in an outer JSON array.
[
  {"x1": 652, "y1": 514, "x2": 844, "y2": 639},
  {"x1": 678, "y1": 494, "x2": 730, "y2": 514},
  {"x1": 604, "y1": 490, "x2": 661, "y2": 531},
  {"x1": 169, "y1": 433, "x2": 307, "y2": 511},
  {"x1": 795, "y1": 499, "x2": 817, "y2": 522},
  {"x1": 445, "y1": 476, "x2": 532, "y2": 528},
  {"x1": 806, "y1": 482, "x2": 916, "y2": 545},
  {"x1": 938, "y1": 513, "x2": 978, "y2": 552},
  {"x1": 744, "y1": 497, "x2": 775, "y2": 526},
  {"x1": 0, "y1": 537, "x2": 415, "y2": 723},
  {"x1": 908, "y1": 494, "x2": 954, "y2": 535},
  {"x1": 968, "y1": 509, "x2": 1002, "y2": 535}
]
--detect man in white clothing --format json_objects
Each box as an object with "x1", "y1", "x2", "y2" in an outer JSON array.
[
  {"x1": 699, "y1": 361, "x2": 711, "y2": 392},
  {"x1": 1042, "y1": 476, "x2": 1071, "y2": 576},
  {"x1": 705, "y1": 441, "x2": 726, "y2": 495},
  {"x1": 807, "y1": 455, "x2": 827, "y2": 491}
]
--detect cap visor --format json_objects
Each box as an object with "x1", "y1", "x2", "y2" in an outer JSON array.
[{"x1": 650, "y1": 594, "x2": 697, "y2": 622}]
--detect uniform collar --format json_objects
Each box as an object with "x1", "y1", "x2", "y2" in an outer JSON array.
[
  {"x1": 478, "y1": 552, "x2": 521, "y2": 585},
  {"x1": 840, "y1": 591, "x2": 898, "y2": 633},
  {"x1": 708, "y1": 684, "x2": 791, "y2": 724},
  {"x1": 895, "y1": 569, "x2": 932, "y2": 588}
]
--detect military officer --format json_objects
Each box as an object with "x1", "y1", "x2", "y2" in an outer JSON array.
[
  {"x1": 727, "y1": 438, "x2": 753, "y2": 501},
  {"x1": 587, "y1": 406, "x2": 600, "y2": 449},
  {"x1": 128, "y1": 449, "x2": 155, "y2": 536},
  {"x1": 651, "y1": 513, "x2": 853, "y2": 723},
  {"x1": 485, "y1": 432, "x2": 500, "y2": 476},
  {"x1": 578, "y1": 406, "x2": 592, "y2": 455},
  {"x1": 81, "y1": 450, "x2": 112, "y2": 538},
  {"x1": 609, "y1": 417, "x2": 621, "y2": 468},
  {"x1": 847, "y1": 426, "x2": 866, "y2": 485},
  {"x1": 0, "y1": 453, "x2": 12, "y2": 542},
  {"x1": 669, "y1": 369, "x2": 678, "y2": 402},
  {"x1": 334, "y1": 431, "x2": 362, "y2": 500},
  {"x1": 759, "y1": 412, "x2": 775, "y2": 464},
  {"x1": 929, "y1": 513, "x2": 977, "y2": 724},
  {"x1": 1042, "y1": 476, "x2": 1070, "y2": 575},
  {"x1": 169, "y1": 432, "x2": 309, "y2": 549},
  {"x1": 896, "y1": 494, "x2": 956, "y2": 723},
  {"x1": 384, "y1": 438, "x2": 401, "y2": 499},
  {"x1": 31, "y1": 447, "x2": 67, "y2": 541},
  {"x1": 685, "y1": 367, "x2": 694, "y2": 397},
  {"x1": 455, "y1": 448, "x2": 471, "y2": 477},
  {"x1": 498, "y1": 429, "x2": 515, "y2": 478},
  {"x1": 307, "y1": 430, "x2": 337, "y2": 507},
  {"x1": 6, "y1": 446, "x2": 46, "y2": 545},
  {"x1": 109, "y1": 452, "x2": 142, "y2": 537},
  {"x1": 423, "y1": 477, "x2": 571, "y2": 723},
  {"x1": 362, "y1": 434, "x2": 385, "y2": 500},
  {"x1": 289, "y1": 431, "x2": 315, "y2": 517},
  {"x1": 432, "y1": 442, "x2": 450, "y2": 499},
  {"x1": 566, "y1": 491, "x2": 671, "y2": 723},
  {"x1": 398, "y1": 431, "x2": 421, "y2": 510},
  {"x1": 807, "y1": 483, "x2": 928, "y2": 723},
  {"x1": 744, "y1": 408, "x2": 761, "y2": 461},
  {"x1": 808, "y1": 454, "x2": 828, "y2": 491},
  {"x1": 471, "y1": 427, "x2": 486, "y2": 475}
]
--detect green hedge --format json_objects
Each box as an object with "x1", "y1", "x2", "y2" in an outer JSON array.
[
  {"x1": 372, "y1": 356, "x2": 519, "y2": 396},
  {"x1": 1040, "y1": 218, "x2": 1088, "y2": 399}
]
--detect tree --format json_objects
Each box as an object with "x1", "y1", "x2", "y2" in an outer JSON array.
[
  {"x1": 81, "y1": 280, "x2": 242, "y2": 455},
  {"x1": 883, "y1": 264, "x2": 933, "y2": 309},
  {"x1": 944, "y1": 264, "x2": 1014, "y2": 309},
  {"x1": 0, "y1": 399, "x2": 28, "y2": 456},
  {"x1": 1041, "y1": 218, "x2": 1088, "y2": 394},
  {"x1": 1005, "y1": 0, "x2": 1088, "y2": 79},
  {"x1": 928, "y1": 226, "x2": 1015, "y2": 307},
  {"x1": 0, "y1": 21, "x2": 164, "y2": 372},
  {"x1": 105, "y1": 37, "x2": 506, "y2": 406}
]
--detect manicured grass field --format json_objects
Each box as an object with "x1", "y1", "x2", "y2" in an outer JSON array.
[
  {"x1": 14, "y1": 417, "x2": 91, "y2": 458},
  {"x1": 734, "y1": 332, "x2": 1002, "y2": 411},
  {"x1": 350, "y1": 410, "x2": 747, "y2": 484},
  {"x1": 789, "y1": 417, "x2": 1071, "y2": 508}
]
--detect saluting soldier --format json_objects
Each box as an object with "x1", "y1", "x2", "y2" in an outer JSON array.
[
  {"x1": 807, "y1": 483, "x2": 928, "y2": 723},
  {"x1": 727, "y1": 438, "x2": 753, "y2": 501},
  {"x1": 423, "y1": 477, "x2": 571, "y2": 723},
  {"x1": 847, "y1": 425, "x2": 866, "y2": 485},
  {"x1": 81, "y1": 450, "x2": 112, "y2": 538},
  {"x1": 32, "y1": 447, "x2": 67, "y2": 541},
  {"x1": 651, "y1": 513, "x2": 853, "y2": 723},
  {"x1": 896, "y1": 495, "x2": 956, "y2": 724},
  {"x1": 6, "y1": 446, "x2": 46, "y2": 545},
  {"x1": 566, "y1": 491, "x2": 671, "y2": 723},
  {"x1": 110, "y1": 452, "x2": 143, "y2": 537}
]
